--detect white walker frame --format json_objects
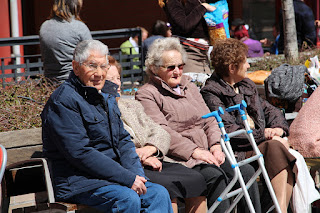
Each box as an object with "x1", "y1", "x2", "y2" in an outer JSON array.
[{"x1": 202, "y1": 100, "x2": 281, "y2": 213}]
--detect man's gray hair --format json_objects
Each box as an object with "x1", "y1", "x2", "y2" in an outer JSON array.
[
  {"x1": 73, "y1": 40, "x2": 109, "y2": 64},
  {"x1": 145, "y1": 37, "x2": 188, "y2": 75}
]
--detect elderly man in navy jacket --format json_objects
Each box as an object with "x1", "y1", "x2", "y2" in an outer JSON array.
[{"x1": 41, "y1": 39, "x2": 172, "y2": 213}]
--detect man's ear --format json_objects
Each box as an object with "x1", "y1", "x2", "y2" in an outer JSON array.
[{"x1": 72, "y1": 60, "x2": 80, "y2": 76}]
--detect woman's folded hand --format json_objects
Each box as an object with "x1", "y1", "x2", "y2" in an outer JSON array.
[
  {"x1": 136, "y1": 145, "x2": 157, "y2": 161},
  {"x1": 264, "y1": 128, "x2": 284, "y2": 140},
  {"x1": 192, "y1": 148, "x2": 221, "y2": 166},
  {"x1": 143, "y1": 156, "x2": 162, "y2": 172},
  {"x1": 210, "y1": 145, "x2": 225, "y2": 166}
]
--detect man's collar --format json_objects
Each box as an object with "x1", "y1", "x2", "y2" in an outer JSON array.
[
  {"x1": 101, "y1": 80, "x2": 119, "y2": 96},
  {"x1": 69, "y1": 71, "x2": 103, "y2": 105}
]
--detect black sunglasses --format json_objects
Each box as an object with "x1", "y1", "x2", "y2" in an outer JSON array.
[{"x1": 161, "y1": 63, "x2": 185, "y2": 72}]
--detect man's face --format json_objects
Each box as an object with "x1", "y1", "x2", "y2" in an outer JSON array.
[{"x1": 73, "y1": 50, "x2": 109, "y2": 91}]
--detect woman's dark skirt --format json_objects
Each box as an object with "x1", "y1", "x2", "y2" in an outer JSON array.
[{"x1": 144, "y1": 162, "x2": 207, "y2": 199}]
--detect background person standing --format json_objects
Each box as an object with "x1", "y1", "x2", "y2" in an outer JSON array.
[
  {"x1": 158, "y1": 0, "x2": 216, "y2": 75},
  {"x1": 39, "y1": 0, "x2": 92, "y2": 83}
]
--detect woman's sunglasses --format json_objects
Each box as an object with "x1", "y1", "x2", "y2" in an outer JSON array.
[{"x1": 161, "y1": 63, "x2": 185, "y2": 72}]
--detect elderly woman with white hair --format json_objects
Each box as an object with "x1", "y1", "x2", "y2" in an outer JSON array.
[
  {"x1": 135, "y1": 37, "x2": 261, "y2": 213},
  {"x1": 105, "y1": 55, "x2": 208, "y2": 213}
]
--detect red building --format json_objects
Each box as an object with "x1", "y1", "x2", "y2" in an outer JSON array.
[{"x1": 0, "y1": 0, "x2": 319, "y2": 57}]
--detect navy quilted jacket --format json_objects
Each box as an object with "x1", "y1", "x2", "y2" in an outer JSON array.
[{"x1": 41, "y1": 72, "x2": 144, "y2": 201}]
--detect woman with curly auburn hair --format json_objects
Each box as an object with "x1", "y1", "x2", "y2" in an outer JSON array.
[
  {"x1": 40, "y1": 0, "x2": 92, "y2": 83},
  {"x1": 201, "y1": 38, "x2": 297, "y2": 213},
  {"x1": 209, "y1": 38, "x2": 248, "y2": 78}
]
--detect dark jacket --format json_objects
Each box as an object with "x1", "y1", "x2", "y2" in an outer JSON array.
[
  {"x1": 201, "y1": 73, "x2": 289, "y2": 151},
  {"x1": 41, "y1": 72, "x2": 144, "y2": 201},
  {"x1": 278, "y1": 0, "x2": 316, "y2": 52},
  {"x1": 163, "y1": 0, "x2": 209, "y2": 39}
]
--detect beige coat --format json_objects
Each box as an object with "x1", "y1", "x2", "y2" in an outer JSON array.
[
  {"x1": 289, "y1": 86, "x2": 320, "y2": 157},
  {"x1": 135, "y1": 74, "x2": 221, "y2": 168},
  {"x1": 118, "y1": 98, "x2": 170, "y2": 158}
]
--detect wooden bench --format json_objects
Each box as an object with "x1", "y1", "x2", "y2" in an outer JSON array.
[{"x1": 0, "y1": 128, "x2": 100, "y2": 213}]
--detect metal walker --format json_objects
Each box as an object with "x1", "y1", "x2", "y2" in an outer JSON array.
[{"x1": 202, "y1": 100, "x2": 281, "y2": 213}]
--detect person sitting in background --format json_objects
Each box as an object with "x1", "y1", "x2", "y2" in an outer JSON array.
[
  {"x1": 105, "y1": 55, "x2": 208, "y2": 213},
  {"x1": 120, "y1": 26, "x2": 148, "y2": 70},
  {"x1": 142, "y1": 20, "x2": 172, "y2": 60},
  {"x1": 316, "y1": 20, "x2": 320, "y2": 40},
  {"x1": 135, "y1": 37, "x2": 261, "y2": 213},
  {"x1": 201, "y1": 38, "x2": 296, "y2": 213},
  {"x1": 41, "y1": 39, "x2": 173, "y2": 213},
  {"x1": 234, "y1": 25, "x2": 264, "y2": 58},
  {"x1": 159, "y1": 0, "x2": 216, "y2": 75},
  {"x1": 260, "y1": 24, "x2": 280, "y2": 55},
  {"x1": 39, "y1": 0, "x2": 92, "y2": 83},
  {"x1": 230, "y1": 18, "x2": 257, "y2": 40}
]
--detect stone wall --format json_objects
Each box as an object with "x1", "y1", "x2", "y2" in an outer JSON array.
[{"x1": 0, "y1": 128, "x2": 42, "y2": 165}]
